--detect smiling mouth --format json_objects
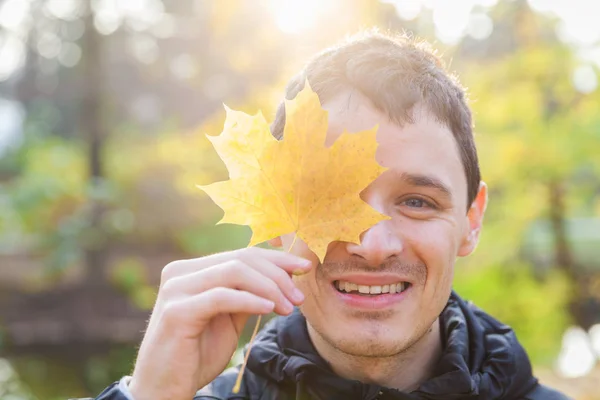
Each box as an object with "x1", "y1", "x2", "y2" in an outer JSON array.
[{"x1": 333, "y1": 280, "x2": 412, "y2": 296}]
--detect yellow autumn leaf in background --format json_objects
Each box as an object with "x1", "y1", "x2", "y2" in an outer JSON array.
[{"x1": 199, "y1": 83, "x2": 388, "y2": 261}]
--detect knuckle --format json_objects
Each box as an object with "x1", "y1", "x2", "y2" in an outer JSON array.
[
  {"x1": 159, "y1": 277, "x2": 179, "y2": 298},
  {"x1": 239, "y1": 246, "x2": 262, "y2": 261},
  {"x1": 245, "y1": 246, "x2": 261, "y2": 256},
  {"x1": 221, "y1": 259, "x2": 244, "y2": 275},
  {"x1": 263, "y1": 279, "x2": 281, "y2": 297},
  {"x1": 234, "y1": 247, "x2": 251, "y2": 258},
  {"x1": 204, "y1": 287, "x2": 228, "y2": 309},
  {"x1": 259, "y1": 263, "x2": 290, "y2": 290},
  {"x1": 161, "y1": 300, "x2": 186, "y2": 324},
  {"x1": 160, "y1": 261, "x2": 181, "y2": 284},
  {"x1": 271, "y1": 268, "x2": 291, "y2": 286}
]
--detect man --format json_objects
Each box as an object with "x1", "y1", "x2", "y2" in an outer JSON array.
[{"x1": 92, "y1": 31, "x2": 569, "y2": 399}]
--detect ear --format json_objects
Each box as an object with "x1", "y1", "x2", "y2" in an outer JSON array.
[
  {"x1": 268, "y1": 236, "x2": 283, "y2": 248},
  {"x1": 458, "y1": 182, "x2": 488, "y2": 257}
]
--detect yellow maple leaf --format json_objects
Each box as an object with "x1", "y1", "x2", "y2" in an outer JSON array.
[
  {"x1": 199, "y1": 83, "x2": 387, "y2": 262},
  {"x1": 206, "y1": 107, "x2": 275, "y2": 179}
]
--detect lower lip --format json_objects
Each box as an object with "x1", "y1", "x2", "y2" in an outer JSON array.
[{"x1": 332, "y1": 284, "x2": 411, "y2": 310}]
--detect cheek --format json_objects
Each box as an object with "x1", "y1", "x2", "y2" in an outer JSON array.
[
  {"x1": 293, "y1": 272, "x2": 315, "y2": 296},
  {"x1": 403, "y1": 219, "x2": 456, "y2": 258},
  {"x1": 402, "y1": 222, "x2": 456, "y2": 321},
  {"x1": 293, "y1": 269, "x2": 323, "y2": 320},
  {"x1": 401, "y1": 220, "x2": 458, "y2": 290}
]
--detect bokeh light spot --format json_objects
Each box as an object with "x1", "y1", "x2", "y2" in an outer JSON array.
[
  {"x1": 572, "y1": 65, "x2": 598, "y2": 94},
  {"x1": 556, "y1": 326, "x2": 596, "y2": 378}
]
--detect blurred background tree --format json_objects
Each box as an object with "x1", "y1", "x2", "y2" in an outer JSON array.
[{"x1": 0, "y1": 0, "x2": 599, "y2": 399}]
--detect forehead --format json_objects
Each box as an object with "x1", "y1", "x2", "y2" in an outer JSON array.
[{"x1": 322, "y1": 90, "x2": 467, "y2": 205}]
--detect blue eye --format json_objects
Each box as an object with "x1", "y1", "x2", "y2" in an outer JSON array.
[{"x1": 404, "y1": 198, "x2": 427, "y2": 208}]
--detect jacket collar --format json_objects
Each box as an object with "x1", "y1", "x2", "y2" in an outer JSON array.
[{"x1": 247, "y1": 291, "x2": 538, "y2": 400}]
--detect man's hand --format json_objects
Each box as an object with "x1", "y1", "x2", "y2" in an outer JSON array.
[{"x1": 128, "y1": 247, "x2": 312, "y2": 400}]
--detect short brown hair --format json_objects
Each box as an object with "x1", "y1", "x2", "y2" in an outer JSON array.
[{"x1": 271, "y1": 30, "x2": 480, "y2": 211}]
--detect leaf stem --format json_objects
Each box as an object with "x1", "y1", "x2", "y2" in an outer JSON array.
[
  {"x1": 288, "y1": 233, "x2": 298, "y2": 253},
  {"x1": 232, "y1": 314, "x2": 262, "y2": 393},
  {"x1": 233, "y1": 236, "x2": 297, "y2": 393}
]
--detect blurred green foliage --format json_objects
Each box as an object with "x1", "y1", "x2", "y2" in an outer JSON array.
[{"x1": 454, "y1": 264, "x2": 570, "y2": 364}]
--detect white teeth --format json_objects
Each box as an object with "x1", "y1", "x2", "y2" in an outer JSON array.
[
  {"x1": 358, "y1": 285, "x2": 370, "y2": 294},
  {"x1": 336, "y1": 281, "x2": 408, "y2": 295},
  {"x1": 370, "y1": 286, "x2": 382, "y2": 294}
]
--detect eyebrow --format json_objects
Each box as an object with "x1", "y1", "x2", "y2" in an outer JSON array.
[{"x1": 399, "y1": 172, "x2": 454, "y2": 201}]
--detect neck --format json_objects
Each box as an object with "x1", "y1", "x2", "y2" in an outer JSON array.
[{"x1": 307, "y1": 319, "x2": 442, "y2": 392}]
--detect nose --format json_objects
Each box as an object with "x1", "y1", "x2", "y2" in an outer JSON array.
[{"x1": 345, "y1": 219, "x2": 403, "y2": 266}]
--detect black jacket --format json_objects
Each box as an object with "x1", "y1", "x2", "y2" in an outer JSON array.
[{"x1": 94, "y1": 292, "x2": 570, "y2": 400}]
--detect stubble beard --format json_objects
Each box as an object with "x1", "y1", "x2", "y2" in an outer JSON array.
[
  {"x1": 305, "y1": 257, "x2": 431, "y2": 359},
  {"x1": 308, "y1": 310, "x2": 432, "y2": 359}
]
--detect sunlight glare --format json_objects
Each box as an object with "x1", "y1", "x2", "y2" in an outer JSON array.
[
  {"x1": 267, "y1": 0, "x2": 327, "y2": 34},
  {"x1": 527, "y1": 0, "x2": 560, "y2": 14},
  {"x1": 0, "y1": 0, "x2": 31, "y2": 32},
  {"x1": 93, "y1": 0, "x2": 122, "y2": 35},
  {"x1": 529, "y1": 0, "x2": 600, "y2": 46},
  {"x1": 577, "y1": 46, "x2": 600, "y2": 69},
  {"x1": 44, "y1": 0, "x2": 83, "y2": 21},
  {"x1": 0, "y1": 34, "x2": 26, "y2": 81},
  {"x1": 432, "y1": 0, "x2": 473, "y2": 44},
  {"x1": 381, "y1": 0, "x2": 422, "y2": 21}
]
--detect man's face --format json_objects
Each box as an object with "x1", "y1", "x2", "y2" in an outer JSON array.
[{"x1": 278, "y1": 90, "x2": 486, "y2": 358}]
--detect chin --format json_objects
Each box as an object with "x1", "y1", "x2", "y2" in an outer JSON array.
[
  {"x1": 306, "y1": 309, "x2": 418, "y2": 358},
  {"x1": 336, "y1": 335, "x2": 412, "y2": 358}
]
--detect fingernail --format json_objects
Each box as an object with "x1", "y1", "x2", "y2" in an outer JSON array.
[
  {"x1": 293, "y1": 269, "x2": 307, "y2": 276},
  {"x1": 292, "y1": 288, "x2": 304, "y2": 302}
]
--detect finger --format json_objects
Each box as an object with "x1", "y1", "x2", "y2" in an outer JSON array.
[
  {"x1": 165, "y1": 288, "x2": 275, "y2": 327},
  {"x1": 161, "y1": 260, "x2": 295, "y2": 315},
  {"x1": 161, "y1": 247, "x2": 311, "y2": 283},
  {"x1": 239, "y1": 247, "x2": 313, "y2": 274},
  {"x1": 243, "y1": 256, "x2": 305, "y2": 305}
]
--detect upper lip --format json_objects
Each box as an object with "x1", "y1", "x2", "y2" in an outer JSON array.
[{"x1": 330, "y1": 273, "x2": 413, "y2": 286}]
